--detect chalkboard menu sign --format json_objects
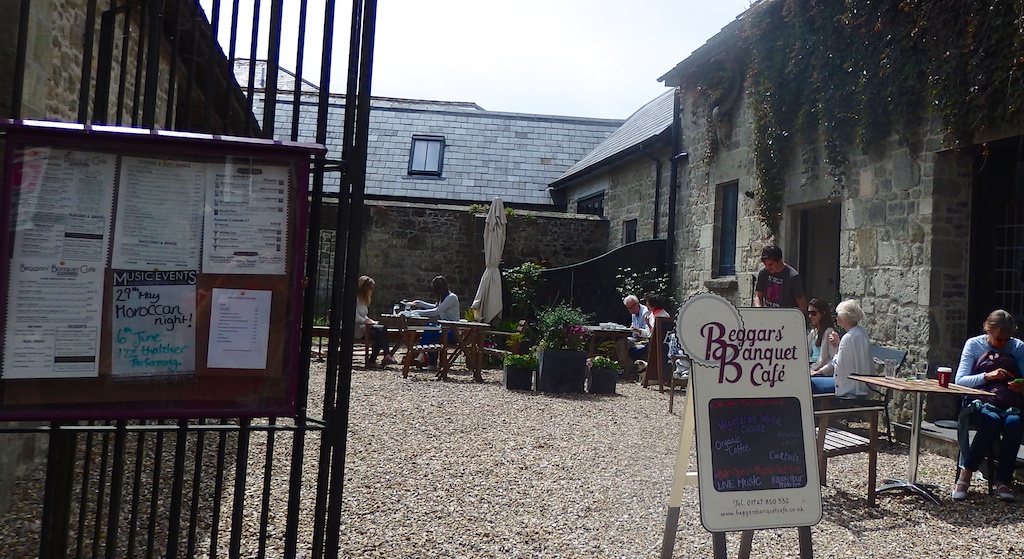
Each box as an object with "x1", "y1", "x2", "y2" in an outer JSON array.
[
  {"x1": 708, "y1": 397, "x2": 807, "y2": 492},
  {"x1": 674, "y1": 293, "x2": 822, "y2": 532}
]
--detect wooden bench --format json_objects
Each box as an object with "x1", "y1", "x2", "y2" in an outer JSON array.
[
  {"x1": 312, "y1": 325, "x2": 371, "y2": 364},
  {"x1": 813, "y1": 396, "x2": 884, "y2": 505},
  {"x1": 480, "y1": 320, "x2": 528, "y2": 362}
]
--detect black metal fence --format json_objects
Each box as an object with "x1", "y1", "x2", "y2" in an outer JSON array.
[
  {"x1": 2, "y1": 1, "x2": 371, "y2": 557},
  {"x1": 535, "y1": 239, "x2": 667, "y2": 324}
]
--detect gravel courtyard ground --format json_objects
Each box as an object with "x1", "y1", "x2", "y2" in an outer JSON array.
[
  {"x1": 1, "y1": 359, "x2": 1022, "y2": 558},
  {"x1": 334, "y1": 362, "x2": 1024, "y2": 558}
]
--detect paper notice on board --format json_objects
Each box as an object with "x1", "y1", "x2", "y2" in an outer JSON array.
[
  {"x1": 112, "y1": 157, "x2": 205, "y2": 270},
  {"x1": 3, "y1": 261, "x2": 104, "y2": 379},
  {"x1": 203, "y1": 162, "x2": 289, "y2": 275},
  {"x1": 207, "y1": 289, "x2": 272, "y2": 369},
  {"x1": 9, "y1": 147, "x2": 115, "y2": 263},
  {"x1": 2, "y1": 147, "x2": 114, "y2": 379},
  {"x1": 110, "y1": 270, "x2": 197, "y2": 379}
]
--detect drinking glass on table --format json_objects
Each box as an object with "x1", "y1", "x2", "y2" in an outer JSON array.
[
  {"x1": 916, "y1": 364, "x2": 928, "y2": 381},
  {"x1": 883, "y1": 359, "x2": 898, "y2": 380}
]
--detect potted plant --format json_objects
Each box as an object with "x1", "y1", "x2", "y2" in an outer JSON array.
[
  {"x1": 535, "y1": 304, "x2": 592, "y2": 393},
  {"x1": 502, "y1": 352, "x2": 538, "y2": 391},
  {"x1": 587, "y1": 355, "x2": 620, "y2": 394}
]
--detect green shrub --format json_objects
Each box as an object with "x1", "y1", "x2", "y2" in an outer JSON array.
[
  {"x1": 503, "y1": 352, "x2": 538, "y2": 369},
  {"x1": 536, "y1": 304, "x2": 592, "y2": 351},
  {"x1": 588, "y1": 356, "x2": 621, "y2": 370}
]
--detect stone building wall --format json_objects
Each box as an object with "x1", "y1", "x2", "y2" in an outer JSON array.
[
  {"x1": 674, "y1": 89, "x2": 762, "y2": 308},
  {"x1": 316, "y1": 201, "x2": 609, "y2": 320},
  {"x1": 672, "y1": 85, "x2": 992, "y2": 421},
  {"x1": 7, "y1": 0, "x2": 172, "y2": 124},
  {"x1": 597, "y1": 147, "x2": 673, "y2": 250}
]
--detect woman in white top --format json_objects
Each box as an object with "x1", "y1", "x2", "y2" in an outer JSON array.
[
  {"x1": 355, "y1": 275, "x2": 396, "y2": 368},
  {"x1": 809, "y1": 299, "x2": 871, "y2": 398},
  {"x1": 410, "y1": 275, "x2": 460, "y2": 368},
  {"x1": 807, "y1": 298, "x2": 837, "y2": 375}
]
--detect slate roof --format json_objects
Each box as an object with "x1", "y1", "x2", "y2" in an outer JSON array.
[
  {"x1": 235, "y1": 62, "x2": 623, "y2": 208},
  {"x1": 549, "y1": 90, "x2": 674, "y2": 190}
]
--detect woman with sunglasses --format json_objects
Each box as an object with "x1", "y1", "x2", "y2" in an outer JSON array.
[
  {"x1": 952, "y1": 309, "x2": 1024, "y2": 502},
  {"x1": 807, "y1": 298, "x2": 837, "y2": 375}
]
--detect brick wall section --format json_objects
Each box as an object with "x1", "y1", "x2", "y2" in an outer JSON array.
[{"x1": 317, "y1": 201, "x2": 608, "y2": 319}]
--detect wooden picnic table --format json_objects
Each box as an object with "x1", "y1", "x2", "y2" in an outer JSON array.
[{"x1": 438, "y1": 320, "x2": 491, "y2": 382}]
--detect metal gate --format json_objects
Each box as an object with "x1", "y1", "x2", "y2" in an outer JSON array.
[{"x1": 1, "y1": 1, "x2": 373, "y2": 556}]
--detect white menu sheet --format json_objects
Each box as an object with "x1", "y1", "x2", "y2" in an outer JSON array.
[
  {"x1": 3, "y1": 264, "x2": 105, "y2": 379},
  {"x1": 206, "y1": 288, "x2": 272, "y2": 369},
  {"x1": 10, "y1": 147, "x2": 115, "y2": 262},
  {"x1": 112, "y1": 157, "x2": 205, "y2": 270},
  {"x1": 2, "y1": 148, "x2": 115, "y2": 379},
  {"x1": 202, "y1": 162, "x2": 290, "y2": 275}
]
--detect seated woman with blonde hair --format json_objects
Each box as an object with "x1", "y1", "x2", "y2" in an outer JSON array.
[
  {"x1": 355, "y1": 275, "x2": 396, "y2": 368},
  {"x1": 809, "y1": 299, "x2": 871, "y2": 398}
]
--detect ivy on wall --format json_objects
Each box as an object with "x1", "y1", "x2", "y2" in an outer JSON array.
[{"x1": 700, "y1": 0, "x2": 1024, "y2": 236}]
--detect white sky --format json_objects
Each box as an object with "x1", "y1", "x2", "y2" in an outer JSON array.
[{"x1": 201, "y1": 0, "x2": 754, "y2": 120}]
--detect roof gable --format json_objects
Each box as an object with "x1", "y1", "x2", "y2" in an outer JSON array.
[{"x1": 551, "y1": 90, "x2": 674, "y2": 189}]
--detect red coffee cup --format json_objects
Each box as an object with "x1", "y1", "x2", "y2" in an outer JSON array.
[{"x1": 936, "y1": 367, "x2": 952, "y2": 388}]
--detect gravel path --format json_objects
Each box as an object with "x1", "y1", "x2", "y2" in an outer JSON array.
[
  {"x1": 334, "y1": 362, "x2": 1024, "y2": 558},
  {"x1": 2, "y1": 359, "x2": 1022, "y2": 558}
]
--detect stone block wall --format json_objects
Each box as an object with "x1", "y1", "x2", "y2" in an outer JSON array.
[
  {"x1": 6, "y1": 0, "x2": 174, "y2": 124},
  {"x1": 674, "y1": 89, "x2": 762, "y2": 309},
  {"x1": 314, "y1": 201, "x2": 609, "y2": 320},
  {"x1": 674, "y1": 89, "x2": 978, "y2": 423},
  {"x1": 598, "y1": 148, "x2": 673, "y2": 250}
]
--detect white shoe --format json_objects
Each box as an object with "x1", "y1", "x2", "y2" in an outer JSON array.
[{"x1": 952, "y1": 480, "x2": 969, "y2": 501}]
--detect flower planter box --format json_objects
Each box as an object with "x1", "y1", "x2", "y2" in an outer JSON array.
[
  {"x1": 588, "y1": 367, "x2": 618, "y2": 394},
  {"x1": 503, "y1": 365, "x2": 535, "y2": 391},
  {"x1": 537, "y1": 349, "x2": 587, "y2": 393}
]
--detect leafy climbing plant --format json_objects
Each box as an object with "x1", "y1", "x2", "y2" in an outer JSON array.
[{"x1": 689, "y1": 0, "x2": 1024, "y2": 236}]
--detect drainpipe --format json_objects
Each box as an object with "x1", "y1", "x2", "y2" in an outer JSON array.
[
  {"x1": 640, "y1": 148, "x2": 663, "y2": 238},
  {"x1": 667, "y1": 88, "x2": 688, "y2": 295}
]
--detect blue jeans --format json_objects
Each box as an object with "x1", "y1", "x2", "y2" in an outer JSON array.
[
  {"x1": 963, "y1": 404, "x2": 1024, "y2": 483},
  {"x1": 810, "y1": 376, "x2": 835, "y2": 394}
]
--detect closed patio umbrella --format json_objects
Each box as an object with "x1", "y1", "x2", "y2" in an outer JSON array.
[{"x1": 471, "y1": 197, "x2": 507, "y2": 323}]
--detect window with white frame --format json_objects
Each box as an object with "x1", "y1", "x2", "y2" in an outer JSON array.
[{"x1": 408, "y1": 135, "x2": 445, "y2": 176}]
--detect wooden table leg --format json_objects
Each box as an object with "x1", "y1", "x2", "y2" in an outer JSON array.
[
  {"x1": 401, "y1": 330, "x2": 416, "y2": 378},
  {"x1": 470, "y1": 329, "x2": 484, "y2": 382}
]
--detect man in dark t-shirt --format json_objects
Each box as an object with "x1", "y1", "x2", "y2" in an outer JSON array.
[{"x1": 753, "y1": 245, "x2": 807, "y2": 312}]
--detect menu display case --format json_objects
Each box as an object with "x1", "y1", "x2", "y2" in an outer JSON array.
[{"x1": 0, "y1": 120, "x2": 325, "y2": 420}]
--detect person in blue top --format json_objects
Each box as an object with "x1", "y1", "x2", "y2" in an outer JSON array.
[
  {"x1": 952, "y1": 309, "x2": 1024, "y2": 502},
  {"x1": 409, "y1": 275, "x2": 460, "y2": 370}
]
